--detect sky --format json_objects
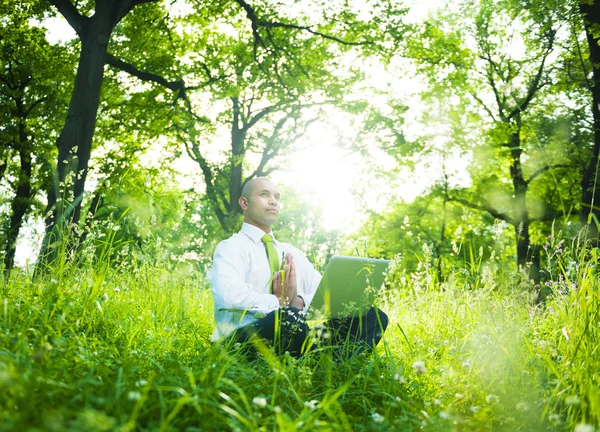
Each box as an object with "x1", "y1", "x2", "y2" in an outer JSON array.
[{"x1": 14, "y1": 0, "x2": 451, "y2": 266}]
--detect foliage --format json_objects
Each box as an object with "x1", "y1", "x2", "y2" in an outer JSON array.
[
  {"x1": 395, "y1": 0, "x2": 590, "y2": 281},
  {"x1": 350, "y1": 192, "x2": 515, "y2": 280},
  {"x1": 78, "y1": 143, "x2": 222, "y2": 272}
]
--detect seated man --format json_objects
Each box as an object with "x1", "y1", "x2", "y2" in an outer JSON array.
[{"x1": 208, "y1": 177, "x2": 388, "y2": 358}]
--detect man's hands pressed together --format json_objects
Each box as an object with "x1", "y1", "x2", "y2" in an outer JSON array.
[{"x1": 272, "y1": 253, "x2": 305, "y2": 308}]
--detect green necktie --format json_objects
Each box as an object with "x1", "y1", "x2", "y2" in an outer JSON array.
[{"x1": 261, "y1": 234, "x2": 280, "y2": 293}]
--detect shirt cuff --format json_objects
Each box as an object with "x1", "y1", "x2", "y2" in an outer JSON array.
[{"x1": 262, "y1": 294, "x2": 281, "y2": 312}]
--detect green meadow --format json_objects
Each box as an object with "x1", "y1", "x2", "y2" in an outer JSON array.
[{"x1": 1, "y1": 235, "x2": 597, "y2": 432}]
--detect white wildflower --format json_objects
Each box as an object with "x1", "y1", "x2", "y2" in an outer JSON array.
[
  {"x1": 574, "y1": 424, "x2": 594, "y2": 432},
  {"x1": 412, "y1": 360, "x2": 426, "y2": 374},
  {"x1": 486, "y1": 394, "x2": 499, "y2": 404},
  {"x1": 371, "y1": 412, "x2": 385, "y2": 423},
  {"x1": 394, "y1": 373, "x2": 405, "y2": 383},
  {"x1": 252, "y1": 396, "x2": 267, "y2": 408},
  {"x1": 304, "y1": 400, "x2": 318, "y2": 410},
  {"x1": 127, "y1": 391, "x2": 141, "y2": 401}
]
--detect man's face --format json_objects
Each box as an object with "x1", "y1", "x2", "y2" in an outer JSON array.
[{"x1": 240, "y1": 179, "x2": 281, "y2": 231}]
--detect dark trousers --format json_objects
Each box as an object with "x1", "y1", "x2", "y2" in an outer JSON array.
[{"x1": 227, "y1": 306, "x2": 388, "y2": 359}]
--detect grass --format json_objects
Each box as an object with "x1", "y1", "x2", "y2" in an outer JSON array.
[{"x1": 0, "y1": 240, "x2": 598, "y2": 431}]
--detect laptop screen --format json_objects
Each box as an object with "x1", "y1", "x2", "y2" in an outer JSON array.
[{"x1": 307, "y1": 255, "x2": 390, "y2": 319}]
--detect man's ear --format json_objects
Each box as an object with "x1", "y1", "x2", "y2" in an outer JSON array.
[{"x1": 239, "y1": 196, "x2": 248, "y2": 211}]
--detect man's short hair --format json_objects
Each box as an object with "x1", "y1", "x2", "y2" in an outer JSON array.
[{"x1": 241, "y1": 177, "x2": 271, "y2": 199}]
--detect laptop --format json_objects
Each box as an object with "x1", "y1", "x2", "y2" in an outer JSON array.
[{"x1": 306, "y1": 255, "x2": 391, "y2": 320}]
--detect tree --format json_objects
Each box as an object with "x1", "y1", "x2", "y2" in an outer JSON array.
[
  {"x1": 38, "y1": 0, "x2": 166, "y2": 265},
  {"x1": 578, "y1": 0, "x2": 600, "y2": 241},
  {"x1": 404, "y1": 0, "x2": 580, "y2": 282},
  {"x1": 0, "y1": 6, "x2": 73, "y2": 271}
]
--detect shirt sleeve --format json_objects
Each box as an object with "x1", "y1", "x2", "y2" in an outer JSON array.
[
  {"x1": 292, "y1": 248, "x2": 322, "y2": 313},
  {"x1": 208, "y1": 240, "x2": 280, "y2": 314}
]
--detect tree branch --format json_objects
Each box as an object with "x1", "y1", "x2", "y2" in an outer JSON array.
[
  {"x1": 508, "y1": 30, "x2": 555, "y2": 120},
  {"x1": 25, "y1": 97, "x2": 49, "y2": 116},
  {"x1": 233, "y1": 0, "x2": 266, "y2": 49},
  {"x1": 449, "y1": 195, "x2": 515, "y2": 225},
  {"x1": 233, "y1": 0, "x2": 373, "y2": 52},
  {"x1": 526, "y1": 163, "x2": 572, "y2": 184},
  {"x1": 467, "y1": 89, "x2": 497, "y2": 122},
  {"x1": 245, "y1": 101, "x2": 291, "y2": 131},
  {"x1": 176, "y1": 127, "x2": 227, "y2": 227},
  {"x1": 48, "y1": 0, "x2": 87, "y2": 36},
  {"x1": 480, "y1": 53, "x2": 507, "y2": 121},
  {"x1": 114, "y1": 0, "x2": 158, "y2": 24},
  {"x1": 246, "y1": 110, "x2": 295, "y2": 179},
  {"x1": 259, "y1": 20, "x2": 373, "y2": 46},
  {"x1": 105, "y1": 53, "x2": 187, "y2": 99}
]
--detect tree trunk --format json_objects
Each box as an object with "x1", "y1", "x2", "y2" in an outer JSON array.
[
  {"x1": 4, "y1": 115, "x2": 32, "y2": 272},
  {"x1": 38, "y1": 20, "x2": 112, "y2": 265},
  {"x1": 226, "y1": 96, "x2": 245, "y2": 233},
  {"x1": 580, "y1": 1, "x2": 600, "y2": 242},
  {"x1": 509, "y1": 125, "x2": 540, "y2": 282}
]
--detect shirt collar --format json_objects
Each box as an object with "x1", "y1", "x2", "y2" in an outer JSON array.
[{"x1": 240, "y1": 222, "x2": 277, "y2": 244}]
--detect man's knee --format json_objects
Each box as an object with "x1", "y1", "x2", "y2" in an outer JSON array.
[
  {"x1": 375, "y1": 308, "x2": 389, "y2": 333},
  {"x1": 280, "y1": 307, "x2": 309, "y2": 335},
  {"x1": 367, "y1": 307, "x2": 388, "y2": 332}
]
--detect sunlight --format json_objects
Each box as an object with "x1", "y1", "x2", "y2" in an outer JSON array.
[
  {"x1": 275, "y1": 120, "x2": 391, "y2": 233},
  {"x1": 277, "y1": 125, "x2": 360, "y2": 232}
]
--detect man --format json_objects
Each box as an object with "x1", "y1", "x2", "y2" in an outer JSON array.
[{"x1": 208, "y1": 177, "x2": 388, "y2": 358}]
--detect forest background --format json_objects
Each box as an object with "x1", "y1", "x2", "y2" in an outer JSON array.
[{"x1": 1, "y1": 0, "x2": 599, "y2": 430}]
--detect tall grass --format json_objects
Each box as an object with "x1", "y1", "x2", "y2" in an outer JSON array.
[{"x1": 0, "y1": 233, "x2": 598, "y2": 431}]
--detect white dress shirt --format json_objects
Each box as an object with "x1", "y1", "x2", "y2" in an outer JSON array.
[{"x1": 208, "y1": 222, "x2": 322, "y2": 341}]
